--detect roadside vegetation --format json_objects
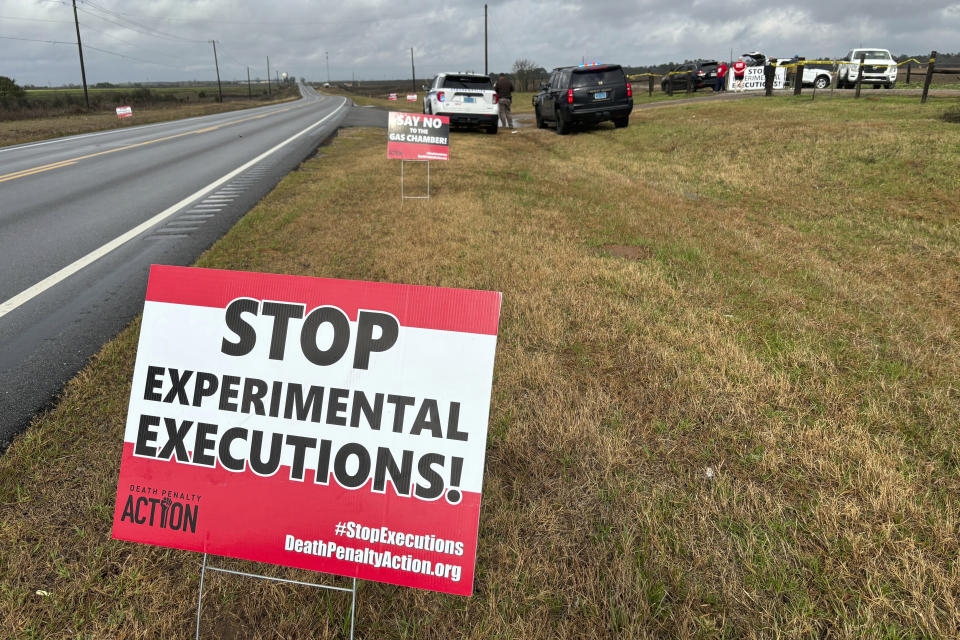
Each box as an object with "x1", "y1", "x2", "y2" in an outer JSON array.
[
  {"x1": 0, "y1": 79, "x2": 300, "y2": 148},
  {"x1": 1, "y1": 95, "x2": 958, "y2": 638}
]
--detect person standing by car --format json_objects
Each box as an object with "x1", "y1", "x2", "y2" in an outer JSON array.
[
  {"x1": 494, "y1": 73, "x2": 514, "y2": 129},
  {"x1": 732, "y1": 57, "x2": 747, "y2": 91},
  {"x1": 716, "y1": 60, "x2": 729, "y2": 92}
]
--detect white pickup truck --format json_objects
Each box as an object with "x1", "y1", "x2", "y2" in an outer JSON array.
[
  {"x1": 773, "y1": 59, "x2": 834, "y2": 89},
  {"x1": 836, "y1": 48, "x2": 898, "y2": 89}
]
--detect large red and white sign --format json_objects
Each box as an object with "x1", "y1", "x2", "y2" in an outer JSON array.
[
  {"x1": 406, "y1": 94, "x2": 417, "y2": 102},
  {"x1": 112, "y1": 265, "x2": 501, "y2": 596},
  {"x1": 116, "y1": 105, "x2": 133, "y2": 118},
  {"x1": 387, "y1": 112, "x2": 450, "y2": 161}
]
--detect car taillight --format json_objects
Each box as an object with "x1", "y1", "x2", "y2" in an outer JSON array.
[
  {"x1": 567, "y1": 89, "x2": 573, "y2": 104},
  {"x1": 493, "y1": 93, "x2": 499, "y2": 104},
  {"x1": 437, "y1": 91, "x2": 445, "y2": 102},
  {"x1": 697, "y1": 71, "x2": 705, "y2": 76},
  {"x1": 626, "y1": 82, "x2": 632, "y2": 97}
]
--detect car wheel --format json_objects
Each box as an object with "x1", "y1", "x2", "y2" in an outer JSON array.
[
  {"x1": 884, "y1": 82, "x2": 895, "y2": 89},
  {"x1": 535, "y1": 107, "x2": 545, "y2": 129},
  {"x1": 613, "y1": 116, "x2": 629, "y2": 128},
  {"x1": 814, "y1": 76, "x2": 829, "y2": 89},
  {"x1": 424, "y1": 101, "x2": 431, "y2": 114},
  {"x1": 555, "y1": 110, "x2": 569, "y2": 135},
  {"x1": 486, "y1": 122, "x2": 498, "y2": 135}
]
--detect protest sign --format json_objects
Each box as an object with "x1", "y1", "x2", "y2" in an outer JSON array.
[
  {"x1": 112, "y1": 265, "x2": 501, "y2": 596},
  {"x1": 729, "y1": 66, "x2": 786, "y2": 90},
  {"x1": 406, "y1": 94, "x2": 417, "y2": 102},
  {"x1": 116, "y1": 105, "x2": 133, "y2": 118},
  {"x1": 388, "y1": 93, "x2": 398, "y2": 101},
  {"x1": 387, "y1": 112, "x2": 450, "y2": 161}
]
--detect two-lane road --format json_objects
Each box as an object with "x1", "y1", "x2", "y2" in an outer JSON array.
[{"x1": 0, "y1": 85, "x2": 351, "y2": 448}]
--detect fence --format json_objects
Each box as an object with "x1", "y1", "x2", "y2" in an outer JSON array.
[{"x1": 627, "y1": 51, "x2": 957, "y2": 104}]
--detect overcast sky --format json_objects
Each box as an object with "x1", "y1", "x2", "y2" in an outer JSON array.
[{"x1": 2, "y1": 0, "x2": 958, "y2": 86}]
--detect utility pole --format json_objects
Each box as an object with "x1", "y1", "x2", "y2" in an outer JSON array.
[
  {"x1": 71, "y1": 0, "x2": 89, "y2": 109},
  {"x1": 410, "y1": 47, "x2": 416, "y2": 92},
  {"x1": 211, "y1": 40, "x2": 222, "y2": 102},
  {"x1": 267, "y1": 56, "x2": 271, "y2": 95},
  {"x1": 326, "y1": 51, "x2": 330, "y2": 83},
  {"x1": 247, "y1": 66, "x2": 251, "y2": 98},
  {"x1": 484, "y1": 4, "x2": 488, "y2": 76}
]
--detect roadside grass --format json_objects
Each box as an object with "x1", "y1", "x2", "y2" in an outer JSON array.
[
  {"x1": 1, "y1": 95, "x2": 959, "y2": 638},
  {"x1": 0, "y1": 87, "x2": 300, "y2": 148}
]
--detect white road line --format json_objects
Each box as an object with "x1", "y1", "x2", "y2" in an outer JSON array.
[
  {"x1": 0, "y1": 98, "x2": 317, "y2": 156},
  {"x1": 0, "y1": 98, "x2": 348, "y2": 319}
]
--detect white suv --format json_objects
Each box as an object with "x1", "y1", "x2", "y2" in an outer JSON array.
[
  {"x1": 424, "y1": 72, "x2": 499, "y2": 134},
  {"x1": 837, "y1": 48, "x2": 898, "y2": 89}
]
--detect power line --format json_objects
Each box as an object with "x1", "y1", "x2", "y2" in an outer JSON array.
[
  {"x1": 0, "y1": 34, "x2": 188, "y2": 71},
  {"x1": 79, "y1": 2, "x2": 206, "y2": 44},
  {"x1": 0, "y1": 15, "x2": 73, "y2": 24},
  {"x1": 0, "y1": 34, "x2": 76, "y2": 45}
]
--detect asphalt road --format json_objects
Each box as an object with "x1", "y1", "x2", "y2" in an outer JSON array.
[{"x1": 0, "y1": 84, "x2": 352, "y2": 449}]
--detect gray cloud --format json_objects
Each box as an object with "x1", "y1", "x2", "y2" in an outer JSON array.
[{"x1": 1, "y1": 0, "x2": 956, "y2": 86}]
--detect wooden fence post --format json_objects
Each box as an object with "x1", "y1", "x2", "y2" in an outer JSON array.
[
  {"x1": 667, "y1": 74, "x2": 673, "y2": 96},
  {"x1": 686, "y1": 71, "x2": 693, "y2": 94},
  {"x1": 855, "y1": 52, "x2": 865, "y2": 98},
  {"x1": 648, "y1": 74, "x2": 653, "y2": 97},
  {"x1": 906, "y1": 62, "x2": 911, "y2": 84},
  {"x1": 921, "y1": 51, "x2": 937, "y2": 104},
  {"x1": 793, "y1": 57, "x2": 805, "y2": 95}
]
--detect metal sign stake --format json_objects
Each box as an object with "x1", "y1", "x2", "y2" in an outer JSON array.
[
  {"x1": 401, "y1": 159, "x2": 430, "y2": 202},
  {"x1": 195, "y1": 552, "x2": 358, "y2": 639}
]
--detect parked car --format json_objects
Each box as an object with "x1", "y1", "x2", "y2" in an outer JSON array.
[
  {"x1": 773, "y1": 58, "x2": 834, "y2": 89},
  {"x1": 836, "y1": 48, "x2": 898, "y2": 88},
  {"x1": 742, "y1": 52, "x2": 833, "y2": 88},
  {"x1": 533, "y1": 63, "x2": 633, "y2": 134},
  {"x1": 423, "y1": 72, "x2": 499, "y2": 134},
  {"x1": 660, "y1": 60, "x2": 720, "y2": 92}
]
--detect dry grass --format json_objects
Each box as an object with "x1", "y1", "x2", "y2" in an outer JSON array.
[
  {"x1": 0, "y1": 96, "x2": 299, "y2": 148},
  {"x1": 1, "y1": 95, "x2": 958, "y2": 638}
]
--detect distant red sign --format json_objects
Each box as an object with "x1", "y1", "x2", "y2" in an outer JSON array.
[
  {"x1": 116, "y1": 106, "x2": 133, "y2": 118},
  {"x1": 387, "y1": 112, "x2": 450, "y2": 161},
  {"x1": 388, "y1": 93, "x2": 398, "y2": 101},
  {"x1": 406, "y1": 94, "x2": 417, "y2": 102}
]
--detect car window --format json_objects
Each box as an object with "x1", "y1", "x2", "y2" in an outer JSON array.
[
  {"x1": 700, "y1": 63, "x2": 718, "y2": 72},
  {"x1": 859, "y1": 50, "x2": 892, "y2": 59},
  {"x1": 569, "y1": 68, "x2": 625, "y2": 88},
  {"x1": 441, "y1": 75, "x2": 493, "y2": 90}
]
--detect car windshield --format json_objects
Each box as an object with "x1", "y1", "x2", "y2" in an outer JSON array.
[
  {"x1": 441, "y1": 75, "x2": 492, "y2": 89},
  {"x1": 700, "y1": 63, "x2": 718, "y2": 71},
  {"x1": 856, "y1": 50, "x2": 892, "y2": 60},
  {"x1": 570, "y1": 68, "x2": 624, "y2": 88}
]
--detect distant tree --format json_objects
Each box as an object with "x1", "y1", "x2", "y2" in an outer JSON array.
[
  {"x1": 512, "y1": 58, "x2": 538, "y2": 92},
  {"x1": 0, "y1": 76, "x2": 26, "y2": 99}
]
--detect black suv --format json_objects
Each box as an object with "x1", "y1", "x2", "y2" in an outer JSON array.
[
  {"x1": 660, "y1": 60, "x2": 719, "y2": 92},
  {"x1": 533, "y1": 63, "x2": 633, "y2": 134}
]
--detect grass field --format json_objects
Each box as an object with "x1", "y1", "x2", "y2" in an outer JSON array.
[
  {"x1": 0, "y1": 84, "x2": 300, "y2": 148},
  {"x1": 1, "y1": 94, "x2": 959, "y2": 638}
]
